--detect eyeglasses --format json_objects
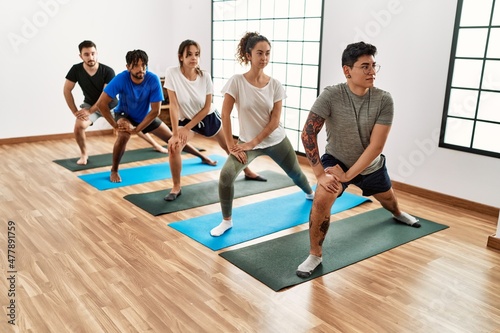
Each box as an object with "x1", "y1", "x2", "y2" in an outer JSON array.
[{"x1": 351, "y1": 64, "x2": 381, "y2": 75}]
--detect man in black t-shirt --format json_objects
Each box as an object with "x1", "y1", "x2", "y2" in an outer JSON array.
[{"x1": 63, "y1": 40, "x2": 168, "y2": 165}]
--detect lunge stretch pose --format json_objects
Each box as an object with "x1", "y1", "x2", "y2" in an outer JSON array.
[
  {"x1": 91, "y1": 49, "x2": 216, "y2": 182},
  {"x1": 210, "y1": 32, "x2": 314, "y2": 237},
  {"x1": 63, "y1": 40, "x2": 167, "y2": 165},
  {"x1": 296, "y1": 41, "x2": 420, "y2": 278},
  {"x1": 163, "y1": 39, "x2": 263, "y2": 201}
]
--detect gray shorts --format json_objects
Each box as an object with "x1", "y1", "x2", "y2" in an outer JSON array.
[{"x1": 80, "y1": 103, "x2": 114, "y2": 125}]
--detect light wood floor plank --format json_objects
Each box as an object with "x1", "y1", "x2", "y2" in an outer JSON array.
[{"x1": 0, "y1": 134, "x2": 499, "y2": 333}]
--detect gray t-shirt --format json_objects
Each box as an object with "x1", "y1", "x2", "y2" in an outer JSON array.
[{"x1": 310, "y1": 82, "x2": 394, "y2": 174}]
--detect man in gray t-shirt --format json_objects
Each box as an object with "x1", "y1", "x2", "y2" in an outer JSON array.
[{"x1": 296, "y1": 42, "x2": 420, "y2": 278}]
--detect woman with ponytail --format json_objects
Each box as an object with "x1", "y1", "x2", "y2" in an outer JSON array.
[{"x1": 210, "y1": 32, "x2": 314, "y2": 237}]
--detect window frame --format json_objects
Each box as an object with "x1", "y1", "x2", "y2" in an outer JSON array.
[{"x1": 439, "y1": 0, "x2": 500, "y2": 158}]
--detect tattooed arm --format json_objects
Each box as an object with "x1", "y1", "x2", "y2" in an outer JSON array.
[{"x1": 301, "y1": 112, "x2": 340, "y2": 193}]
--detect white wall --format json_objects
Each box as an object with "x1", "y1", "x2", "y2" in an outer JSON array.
[
  {"x1": 1, "y1": 0, "x2": 499, "y2": 207},
  {"x1": 320, "y1": 0, "x2": 500, "y2": 208}
]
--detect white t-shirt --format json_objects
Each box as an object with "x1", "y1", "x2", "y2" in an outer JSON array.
[
  {"x1": 221, "y1": 74, "x2": 286, "y2": 149},
  {"x1": 163, "y1": 66, "x2": 214, "y2": 120}
]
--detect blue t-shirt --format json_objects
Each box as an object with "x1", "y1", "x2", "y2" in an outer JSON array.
[{"x1": 104, "y1": 70, "x2": 164, "y2": 123}]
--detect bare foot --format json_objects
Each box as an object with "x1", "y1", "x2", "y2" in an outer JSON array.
[
  {"x1": 76, "y1": 156, "x2": 88, "y2": 165},
  {"x1": 110, "y1": 171, "x2": 122, "y2": 183},
  {"x1": 154, "y1": 146, "x2": 168, "y2": 154},
  {"x1": 201, "y1": 157, "x2": 217, "y2": 166}
]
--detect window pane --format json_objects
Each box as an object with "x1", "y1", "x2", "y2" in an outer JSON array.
[
  {"x1": 285, "y1": 86, "x2": 301, "y2": 109},
  {"x1": 304, "y1": 18, "x2": 322, "y2": 41},
  {"x1": 473, "y1": 122, "x2": 500, "y2": 153},
  {"x1": 235, "y1": 21, "x2": 248, "y2": 37},
  {"x1": 247, "y1": 20, "x2": 260, "y2": 32},
  {"x1": 272, "y1": 63, "x2": 287, "y2": 81},
  {"x1": 441, "y1": 0, "x2": 499, "y2": 158},
  {"x1": 223, "y1": 41, "x2": 235, "y2": 60},
  {"x1": 303, "y1": 42, "x2": 320, "y2": 65},
  {"x1": 477, "y1": 91, "x2": 500, "y2": 122},
  {"x1": 272, "y1": 41, "x2": 288, "y2": 63},
  {"x1": 452, "y1": 59, "x2": 483, "y2": 89},
  {"x1": 287, "y1": 64, "x2": 302, "y2": 86},
  {"x1": 300, "y1": 87, "x2": 318, "y2": 110},
  {"x1": 261, "y1": 0, "x2": 276, "y2": 19},
  {"x1": 481, "y1": 60, "x2": 500, "y2": 90},
  {"x1": 260, "y1": 20, "x2": 274, "y2": 38},
  {"x1": 212, "y1": 0, "x2": 323, "y2": 152},
  {"x1": 486, "y1": 28, "x2": 500, "y2": 58},
  {"x1": 283, "y1": 107, "x2": 300, "y2": 130},
  {"x1": 274, "y1": 19, "x2": 289, "y2": 40},
  {"x1": 305, "y1": 0, "x2": 323, "y2": 16},
  {"x1": 460, "y1": 0, "x2": 493, "y2": 26},
  {"x1": 289, "y1": 0, "x2": 306, "y2": 17},
  {"x1": 493, "y1": 1, "x2": 500, "y2": 24},
  {"x1": 302, "y1": 65, "x2": 319, "y2": 88},
  {"x1": 235, "y1": 0, "x2": 248, "y2": 19},
  {"x1": 223, "y1": 21, "x2": 235, "y2": 39},
  {"x1": 213, "y1": 22, "x2": 224, "y2": 39},
  {"x1": 447, "y1": 88, "x2": 478, "y2": 118},
  {"x1": 456, "y1": 28, "x2": 488, "y2": 58},
  {"x1": 287, "y1": 42, "x2": 304, "y2": 64},
  {"x1": 274, "y1": 0, "x2": 289, "y2": 19},
  {"x1": 247, "y1": 0, "x2": 261, "y2": 19},
  {"x1": 444, "y1": 118, "x2": 474, "y2": 146},
  {"x1": 289, "y1": 19, "x2": 305, "y2": 40}
]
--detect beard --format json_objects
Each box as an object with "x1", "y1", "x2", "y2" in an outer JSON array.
[{"x1": 131, "y1": 72, "x2": 145, "y2": 80}]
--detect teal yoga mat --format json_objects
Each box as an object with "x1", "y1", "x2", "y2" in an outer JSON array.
[
  {"x1": 219, "y1": 208, "x2": 449, "y2": 291},
  {"x1": 53, "y1": 146, "x2": 205, "y2": 171},
  {"x1": 124, "y1": 170, "x2": 296, "y2": 216},
  {"x1": 78, "y1": 155, "x2": 225, "y2": 190},
  {"x1": 168, "y1": 190, "x2": 371, "y2": 251}
]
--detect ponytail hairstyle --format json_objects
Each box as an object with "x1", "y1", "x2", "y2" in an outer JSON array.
[
  {"x1": 178, "y1": 39, "x2": 203, "y2": 77},
  {"x1": 236, "y1": 31, "x2": 270, "y2": 65}
]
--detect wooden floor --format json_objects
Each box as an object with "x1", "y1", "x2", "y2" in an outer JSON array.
[{"x1": 0, "y1": 134, "x2": 499, "y2": 333}]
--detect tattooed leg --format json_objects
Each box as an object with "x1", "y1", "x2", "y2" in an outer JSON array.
[{"x1": 297, "y1": 212, "x2": 331, "y2": 278}]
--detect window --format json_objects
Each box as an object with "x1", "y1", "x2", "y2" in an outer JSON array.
[
  {"x1": 212, "y1": 0, "x2": 324, "y2": 153},
  {"x1": 440, "y1": 0, "x2": 500, "y2": 158}
]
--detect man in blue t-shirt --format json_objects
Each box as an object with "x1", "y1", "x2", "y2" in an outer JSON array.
[
  {"x1": 64, "y1": 40, "x2": 168, "y2": 165},
  {"x1": 90, "y1": 49, "x2": 216, "y2": 182}
]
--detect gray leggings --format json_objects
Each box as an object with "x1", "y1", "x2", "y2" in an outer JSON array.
[{"x1": 219, "y1": 136, "x2": 313, "y2": 218}]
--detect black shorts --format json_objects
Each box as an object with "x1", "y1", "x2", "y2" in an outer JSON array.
[
  {"x1": 179, "y1": 111, "x2": 222, "y2": 138},
  {"x1": 115, "y1": 113, "x2": 162, "y2": 134},
  {"x1": 320, "y1": 154, "x2": 392, "y2": 197}
]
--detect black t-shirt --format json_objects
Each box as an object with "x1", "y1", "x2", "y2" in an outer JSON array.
[{"x1": 65, "y1": 62, "x2": 118, "y2": 109}]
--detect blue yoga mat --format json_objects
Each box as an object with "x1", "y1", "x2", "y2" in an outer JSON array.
[
  {"x1": 169, "y1": 190, "x2": 371, "y2": 251},
  {"x1": 78, "y1": 155, "x2": 226, "y2": 190}
]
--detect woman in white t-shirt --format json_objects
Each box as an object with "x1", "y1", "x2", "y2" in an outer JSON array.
[
  {"x1": 163, "y1": 39, "x2": 263, "y2": 201},
  {"x1": 210, "y1": 32, "x2": 315, "y2": 237}
]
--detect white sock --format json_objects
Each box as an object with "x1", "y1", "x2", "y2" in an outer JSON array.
[
  {"x1": 296, "y1": 254, "x2": 322, "y2": 278},
  {"x1": 210, "y1": 219, "x2": 233, "y2": 236},
  {"x1": 393, "y1": 212, "x2": 421, "y2": 228},
  {"x1": 305, "y1": 191, "x2": 315, "y2": 200}
]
